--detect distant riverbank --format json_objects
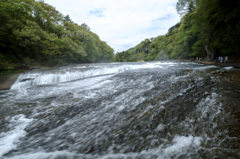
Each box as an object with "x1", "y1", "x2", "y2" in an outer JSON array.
[
  {"x1": 181, "y1": 58, "x2": 240, "y2": 68},
  {"x1": 196, "y1": 61, "x2": 240, "y2": 68}
]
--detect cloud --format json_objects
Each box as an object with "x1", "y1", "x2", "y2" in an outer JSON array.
[
  {"x1": 44, "y1": 0, "x2": 180, "y2": 53},
  {"x1": 89, "y1": 8, "x2": 106, "y2": 17}
]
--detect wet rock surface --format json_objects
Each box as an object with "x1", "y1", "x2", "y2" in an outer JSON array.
[
  {"x1": 0, "y1": 62, "x2": 240, "y2": 159},
  {"x1": 0, "y1": 74, "x2": 20, "y2": 90}
]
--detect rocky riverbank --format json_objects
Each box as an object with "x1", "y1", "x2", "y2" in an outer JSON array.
[
  {"x1": 195, "y1": 61, "x2": 240, "y2": 68},
  {"x1": 0, "y1": 73, "x2": 21, "y2": 90},
  {"x1": 181, "y1": 58, "x2": 240, "y2": 68},
  {"x1": 196, "y1": 61, "x2": 240, "y2": 68}
]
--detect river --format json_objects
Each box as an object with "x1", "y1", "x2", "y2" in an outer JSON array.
[{"x1": 0, "y1": 62, "x2": 240, "y2": 159}]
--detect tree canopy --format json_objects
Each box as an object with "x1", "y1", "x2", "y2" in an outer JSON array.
[
  {"x1": 0, "y1": 0, "x2": 114, "y2": 69},
  {"x1": 116, "y1": 0, "x2": 240, "y2": 62}
]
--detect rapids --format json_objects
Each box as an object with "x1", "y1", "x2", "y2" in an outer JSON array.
[{"x1": 0, "y1": 62, "x2": 240, "y2": 159}]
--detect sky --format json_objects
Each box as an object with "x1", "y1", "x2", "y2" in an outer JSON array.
[{"x1": 43, "y1": 0, "x2": 180, "y2": 53}]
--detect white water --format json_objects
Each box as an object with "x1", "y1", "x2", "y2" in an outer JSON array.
[
  {"x1": 0, "y1": 115, "x2": 33, "y2": 157},
  {"x1": 1, "y1": 62, "x2": 239, "y2": 158},
  {"x1": 4, "y1": 135, "x2": 202, "y2": 159},
  {"x1": 11, "y1": 62, "x2": 172, "y2": 90}
]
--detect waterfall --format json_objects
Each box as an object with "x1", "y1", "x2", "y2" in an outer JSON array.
[{"x1": 1, "y1": 62, "x2": 239, "y2": 159}]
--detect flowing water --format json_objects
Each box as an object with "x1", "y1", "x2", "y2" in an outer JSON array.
[{"x1": 0, "y1": 62, "x2": 240, "y2": 159}]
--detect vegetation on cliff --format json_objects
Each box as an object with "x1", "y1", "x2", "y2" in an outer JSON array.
[
  {"x1": 116, "y1": 0, "x2": 240, "y2": 62},
  {"x1": 0, "y1": 0, "x2": 115, "y2": 70}
]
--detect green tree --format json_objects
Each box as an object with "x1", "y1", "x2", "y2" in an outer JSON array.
[
  {"x1": 81, "y1": 23, "x2": 90, "y2": 31},
  {"x1": 13, "y1": 20, "x2": 44, "y2": 60},
  {"x1": 0, "y1": 0, "x2": 115, "y2": 69},
  {"x1": 64, "y1": 15, "x2": 73, "y2": 23},
  {"x1": 176, "y1": 0, "x2": 196, "y2": 16}
]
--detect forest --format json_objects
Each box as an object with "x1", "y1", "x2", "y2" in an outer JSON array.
[
  {"x1": 1, "y1": 0, "x2": 240, "y2": 70},
  {"x1": 0, "y1": 0, "x2": 115, "y2": 70},
  {"x1": 116, "y1": 0, "x2": 240, "y2": 62}
]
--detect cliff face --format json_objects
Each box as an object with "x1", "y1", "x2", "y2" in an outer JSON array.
[{"x1": 0, "y1": 74, "x2": 20, "y2": 90}]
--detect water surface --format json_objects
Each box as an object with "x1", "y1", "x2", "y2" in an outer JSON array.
[{"x1": 0, "y1": 62, "x2": 240, "y2": 159}]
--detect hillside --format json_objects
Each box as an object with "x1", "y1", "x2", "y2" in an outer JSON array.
[
  {"x1": 0, "y1": 0, "x2": 115, "y2": 70},
  {"x1": 116, "y1": 0, "x2": 240, "y2": 62}
]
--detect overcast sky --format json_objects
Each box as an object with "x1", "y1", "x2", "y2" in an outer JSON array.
[{"x1": 44, "y1": 0, "x2": 180, "y2": 53}]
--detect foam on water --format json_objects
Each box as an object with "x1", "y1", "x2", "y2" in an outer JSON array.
[
  {"x1": 4, "y1": 135, "x2": 202, "y2": 159},
  {"x1": 10, "y1": 62, "x2": 177, "y2": 90},
  {"x1": 112, "y1": 136, "x2": 202, "y2": 159},
  {"x1": 223, "y1": 66, "x2": 234, "y2": 70},
  {"x1": 99, "y1": 135, "x2": 202, "y2": 159},
  {"x1": 0, "y1": 115, "x2": 33, "y2": 158},
  {"x1": 163, "y1": 135, "x2": 202, "y2": 156},
  {"x1": 2, "y1": 62, "x2": 239, "y2": 158},
  {"x1": 193, "y1": 65, "x2": 219, "y2": 70}
]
